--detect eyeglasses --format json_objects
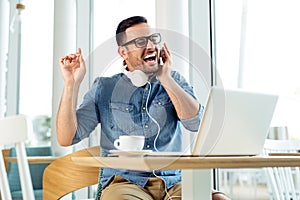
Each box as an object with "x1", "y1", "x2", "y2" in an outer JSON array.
[{"x1": 122, "y1": 33, "x2": 161, "y2": 48}]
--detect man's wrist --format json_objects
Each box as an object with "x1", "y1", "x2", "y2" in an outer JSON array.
[
  {"x1": 64, "y1": 81, "x2": 81, "y2": 93},
  {"x1": 64, "y1": 78, "x2": 81, "y2": 88},
  {"x1": 158, "y1": 74, "x2": 173, "y2": 86}
]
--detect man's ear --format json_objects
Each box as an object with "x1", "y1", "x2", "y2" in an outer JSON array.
[{"x1": 118, "y1": 46, "x2": 128, "y2": 61}]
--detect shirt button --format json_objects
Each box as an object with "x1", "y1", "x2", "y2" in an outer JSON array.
[
  {"x1": 158, "y1": 102, "x2": 162, "y2": 105},
  {"x1": 125, "y1": 107, "x2": 129, "y2": 111},
  {"x1": 147, "y1": 145, "x2": 150, "y2": 148},
  {"x1": 142, "y1": 107, "x2": 146, "y2": 110},
  {"x1": 145, "y1": 125, "x2": 149, "y2": 128}
]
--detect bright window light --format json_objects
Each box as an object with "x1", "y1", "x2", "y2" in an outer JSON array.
[{"x1": 214, "y1": 0, "x2": 300, "y2": 139}]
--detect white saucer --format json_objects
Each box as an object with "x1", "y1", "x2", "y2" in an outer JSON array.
[{"x1": 109, "y1": 150, "x2": 153, "y2": 157}]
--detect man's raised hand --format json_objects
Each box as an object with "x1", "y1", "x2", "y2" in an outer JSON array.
[{"x1": 59, "y1": 48, "x2": 86, "y2": 86}]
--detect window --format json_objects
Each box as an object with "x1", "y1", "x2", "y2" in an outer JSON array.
[
  {"x1": 6, "y1": 0, "x2": 54, "y2": 146},
  {"x1": 214, "y1": 0, "x2": 300, "y2": 139},
  {"x1": 214, "y1": 0, "x2": 300, "y2": 198},
  {"x1": 19, "y1": 0, "x2": 53, "y2": 117}
]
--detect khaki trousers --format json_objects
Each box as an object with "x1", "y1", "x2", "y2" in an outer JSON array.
[{"x1": 100, "y1": 175, "x2": 181, "y2": 200}]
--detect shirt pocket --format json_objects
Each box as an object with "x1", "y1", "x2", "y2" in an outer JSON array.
[
  {"x1": 150, "y1": 95, "x2": 174, "y2": 126},
  {"x1": 110, "y1": 102, "x2": 140, "y2": 133},
  {"x1": 152, "y1": 95, "x2": 172, "y2": 109}
]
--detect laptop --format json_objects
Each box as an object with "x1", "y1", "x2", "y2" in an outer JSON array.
[{"x1": 147, "y1": 87, "x2": 278, "y2": 157}]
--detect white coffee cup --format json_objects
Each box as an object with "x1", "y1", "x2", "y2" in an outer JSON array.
[{"x1": 114, "y1": 135, "x2": 145, "y2": 151}]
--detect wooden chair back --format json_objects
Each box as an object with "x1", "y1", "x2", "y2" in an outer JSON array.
[{"x1": 43, "y1": 145, "x2": 100, "y2": 200}]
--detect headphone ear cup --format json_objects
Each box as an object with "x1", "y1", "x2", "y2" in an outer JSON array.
[{"x1": 126, "y1": 70, "x2": 148, "y2": 87}]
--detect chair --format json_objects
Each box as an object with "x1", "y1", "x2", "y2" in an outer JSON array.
[
  {"x1": 43, "y1": 145, "x2": 100, "y2": 200},
  {"x1": 7, "y1": 146, "x2": 54, "y2": 200},
  {"x1": 263, "y1": 139, "x2": 300, "y2": 200},
  {"x1": 1, "y1": 149, "x2": 10, "y2": 171},
  {"x1": 0, "y1": 115, "x2": 35, "y2": 200}
]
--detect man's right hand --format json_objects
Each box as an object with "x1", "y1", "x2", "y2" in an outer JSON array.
[{"x1": 59, "y1": 48, "x2": 86, "y2": 86}]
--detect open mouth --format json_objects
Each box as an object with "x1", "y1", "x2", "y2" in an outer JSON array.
[{"x1": 143, "y1": 52, "x2": 157, "y2": 65}]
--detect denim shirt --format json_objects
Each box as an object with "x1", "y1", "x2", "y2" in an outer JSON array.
[{"x1": 72, "y1": 71, "x2": 203, "y2": 190}]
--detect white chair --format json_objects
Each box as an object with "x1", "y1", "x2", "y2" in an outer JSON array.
[
  {"x1": 0, "y1": 115, "x2": 35, "y2": 200},
  {"x1": 263, "y1": 139, "x2": 300, "y2": 200}
]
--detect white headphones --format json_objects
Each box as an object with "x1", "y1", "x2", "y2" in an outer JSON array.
[{"x1": 125, "y1": 69, "x2": 149, "y2": 87}]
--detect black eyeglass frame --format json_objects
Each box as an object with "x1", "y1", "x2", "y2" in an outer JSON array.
[{"x1": 122, "y1": 33, "x2": 161, "y2": 48}]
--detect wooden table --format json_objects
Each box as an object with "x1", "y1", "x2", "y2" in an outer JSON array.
[{"x1": 71, "y1": 155, "x2": 300, "y2": 199}]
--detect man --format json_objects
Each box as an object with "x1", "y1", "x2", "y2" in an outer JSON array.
[{"x1": 57, "y1": 16, "x2": 229, "y2": 200}]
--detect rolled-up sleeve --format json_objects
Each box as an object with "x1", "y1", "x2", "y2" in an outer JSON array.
[{"x1": 181, "y1": 104, "x2": 204, "y2": 132}]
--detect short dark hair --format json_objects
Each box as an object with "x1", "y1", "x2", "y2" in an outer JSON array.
[{"x1": 116, "y1": 16, "x2": 148, "y2": 46}]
